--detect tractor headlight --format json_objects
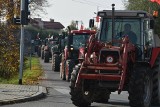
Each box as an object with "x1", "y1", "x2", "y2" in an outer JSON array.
[
  {"x1": 70, "y1": 47, "x2": 74, "y2": 50},
  {"x1": 90, "y1": 54, "x2": 94, "y2": 59}
]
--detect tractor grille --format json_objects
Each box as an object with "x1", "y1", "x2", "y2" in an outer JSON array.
[
  {"x1": 99, "y1": 50, "x2": 120, "y2": 75},
  {"x1": 100, "y1": 50, "x2": 119, "y2": 63},
  {"x1": 100, "y1": 70, "x2": 120, "y2": 75}
]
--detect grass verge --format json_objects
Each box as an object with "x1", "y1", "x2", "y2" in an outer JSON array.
[{"x1": 0, "y1": 56, "x2": 43, "y2": 85}]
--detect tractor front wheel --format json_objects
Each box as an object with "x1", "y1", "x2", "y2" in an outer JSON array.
[
  {"x1": 44, "y1": 51, "x2": 49, "y2": 63},
  {"x1": 65, "y1": 60, "x2": 75, "y2": 81},
  {"x1": 128, "y1": 64, "x2": 152, "y2": 107},
  {"x1": 52, "y1": 54, "x2": 60, "y2": 72},
  {"x1": 69, "y1": 67, "x2": 92, "y2": 107}
]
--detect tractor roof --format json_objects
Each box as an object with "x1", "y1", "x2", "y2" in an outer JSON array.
[
  {"x1": 71, "y1": 30, "x2": 96, "y2": 35},
  {"x1": 98, "y1": 10, "x2": 153, "y2": 18}
]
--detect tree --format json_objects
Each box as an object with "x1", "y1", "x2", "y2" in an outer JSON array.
[
  {"x1": 0, "y1": 0, "x2": 50, "y2": 79},
  {"x1": 69, "y1": 20, "x2": 78, "y2": 30},
  {"x1": 30, "y1": 0, "x2": 50, "y2": 17}
]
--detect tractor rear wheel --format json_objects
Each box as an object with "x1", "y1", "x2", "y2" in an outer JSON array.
[
  {"x1": 152, "y1": 56, "x2": 160, "y2": 106},
  {"x1": 128, "y1": 64, "x2": 152, "y2": 107},
  {"x1": 69, "y1": 67, "x2": 92, "y2": 107},
  {"x1": 37, "y1": 46, "x2": 41, "y2": 57},
  {"x1": 44, "y1": 51, "x2": 49, "y2": 63},
  {"x1": 52, "y1": 54, "x2": 60, "y2": 72}
]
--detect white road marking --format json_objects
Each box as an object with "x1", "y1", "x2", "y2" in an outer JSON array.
[{"x1": 54, "y1": 86, "x2": 70, "y2": 95}]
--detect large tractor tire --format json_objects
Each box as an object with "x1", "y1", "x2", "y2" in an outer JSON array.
[
  {"x1": 41, "y1": 50, "x2": 44, "y2": 59},
  {"x1": 44, "y1": 51, "x2": 49, "y2": 63},
  {"x1": 128, "y1": 64, "x2": 152, "y2": 107},
  {"x1": 52, "y1": 54, "x2": 60, "y2": 72},
  {"x1": 152, "y1": 56, "x2": 160, "y2": 106},
  {"x1": 37, "y1": 46, "x2": 41, "y2": 57},
  {"x1": 60, "y1": 62, "x2": 66, "y2": 80},
  {"x1": 59, "y1": 53, "x2": 66, "y2": 80},
  {"x1": 69, "y1": 67, "x2": 92, "y2": 107},
  {"x1": 65, "y1": 60, "x2": 75, "y2": 81}
]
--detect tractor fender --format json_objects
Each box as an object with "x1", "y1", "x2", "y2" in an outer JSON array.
[
  {"x1": 134, "y1": 61, "x2": 151, "y2": 68},
  {"x1": 150, "y1": 47, "x2": 160, "y2": 68},
  {"x1": 134, "y1": 61, "x2": 152, "y2": 74},
  {"x1": 64, "y1": 47, "x2": 68, "y2": 60}
]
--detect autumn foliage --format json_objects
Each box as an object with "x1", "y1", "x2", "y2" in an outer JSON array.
[{"x1": 0, "y1": 0, "x2": 20, "y2": 79}]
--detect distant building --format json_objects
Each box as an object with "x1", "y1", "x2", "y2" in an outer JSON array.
[{"x1": 30, "y1": 18, "x2": 65, "y2": 33}]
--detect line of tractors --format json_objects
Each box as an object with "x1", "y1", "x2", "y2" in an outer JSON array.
[
  {"x1": 36, "y1": 28, "x2": 96, "y2": 82},
  {"x1": 36, "y1": 4, "x2": 160, "y2": 107}
]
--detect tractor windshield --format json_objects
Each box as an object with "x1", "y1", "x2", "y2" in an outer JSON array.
[
  {"x1": 72, "y1": 34, "x2": 90, "y2": 50},
  {"x1": 100, "y1": 18, "x2": 141, "y2": 45}
]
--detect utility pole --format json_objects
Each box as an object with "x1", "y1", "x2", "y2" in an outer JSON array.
[
  {"x1": 19, "y1": 0, "x2": 25, "y2": 85},
  {"x1": 19, "y1": 0, "x2": 30, "y2": 85}
]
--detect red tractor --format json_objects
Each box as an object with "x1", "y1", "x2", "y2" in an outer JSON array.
[
  {"x1": 60, "y1": 28, "x2": 96, "y2": 81},
  {"x1": 70, "y1": 4, "x2": 160, "y2": 107}
]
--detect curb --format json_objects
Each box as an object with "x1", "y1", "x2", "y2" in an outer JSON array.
[{"x1": 0, "y1": 86, "x2": 47, "y2": 105}]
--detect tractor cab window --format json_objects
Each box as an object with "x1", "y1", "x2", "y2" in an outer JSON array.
[
  {"x1": 72, "y1": 34, "x2": 90, "y2": 49},
  {"x1": 99, "y1": 18, "x2": 141, "y2": 45},
  {"x1": 143, "y1": 20, "x2": 154, "y2": 47}
]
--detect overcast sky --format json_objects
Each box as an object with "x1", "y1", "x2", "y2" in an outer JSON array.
[{"x1": 41, "y1": 0, "x2": 125, "y2": 29}]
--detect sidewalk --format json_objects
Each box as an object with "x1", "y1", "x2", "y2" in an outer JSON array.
[{"x1": 0, "y1": 84, "x2": 47, "y2": 105}]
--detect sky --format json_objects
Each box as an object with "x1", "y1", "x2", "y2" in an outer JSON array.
[{"x1": 41, "y1": 0, "x2": 125, "y2": 29}]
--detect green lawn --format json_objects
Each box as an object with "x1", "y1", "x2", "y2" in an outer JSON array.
[{"x1": 0, "y1": 56, "x2": 43, "y2": 85}]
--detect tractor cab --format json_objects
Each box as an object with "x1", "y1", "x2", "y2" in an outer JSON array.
[
  {"x1": 66, "y1": 30, "x2": 96, "y2": 60},
  {"x1": 60, "y1": 29, "x2": 96, "y2": 81},
  {"x1": 69, "y1": 4, "x2": 160, "y2": 107},
  {"x1": 90, "y1": 10, "x2": 156, "y2": 61}
]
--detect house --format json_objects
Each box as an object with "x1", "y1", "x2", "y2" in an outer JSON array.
[{"x1": 30, "y1": 18, "x2": 65, "y2": 34}]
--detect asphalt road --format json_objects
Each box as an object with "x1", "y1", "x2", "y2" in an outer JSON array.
[{"x1": 1, "y1": 58, "x2": 158, "y2": 107}]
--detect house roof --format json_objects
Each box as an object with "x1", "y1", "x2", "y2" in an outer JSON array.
[
  {"x1": 43, "y1": 21, "x2": 64, "y2": 29},
  {"x1": 30, "y1": 18, "x2": 65, "y2": 30}
]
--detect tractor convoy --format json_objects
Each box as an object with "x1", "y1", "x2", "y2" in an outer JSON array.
[
  {"x1": 69, "y1": 4, "x2": 160, "y2": 107},
  {"x1": 37, "y1": 3, "x2": 160, "y2": 107},
  {"x1": 41, "y1": 35, "x2": 60, "y2": 63}
]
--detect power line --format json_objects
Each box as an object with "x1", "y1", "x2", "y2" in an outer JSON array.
[
  {"x1": 72, "y1": 0, "x2": 107, "y2": 8},
  {"x1": 82, "y1": 0, "x2": 106, "y2": 7}
]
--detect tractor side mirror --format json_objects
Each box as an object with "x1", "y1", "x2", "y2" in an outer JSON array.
[
  {"x1": 150, "y1": 20, "x2": 155, "y2": 29},
  {"x1": 89, "y1": 19, "x2": 94, "y2": 28}
]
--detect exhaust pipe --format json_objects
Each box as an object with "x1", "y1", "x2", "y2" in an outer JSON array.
[{"x1": 112, "y1": 4, "x2": 115, "y2": 44}]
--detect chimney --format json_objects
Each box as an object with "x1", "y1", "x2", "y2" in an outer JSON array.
[{"x1": 50, "y1": 19, "x2": 54, "y2": 22}]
